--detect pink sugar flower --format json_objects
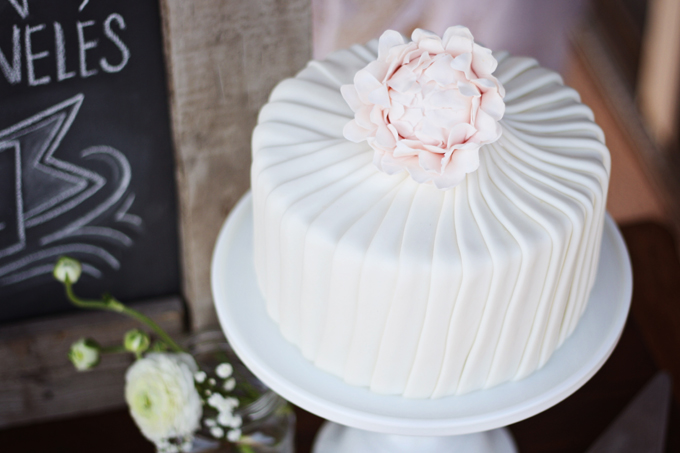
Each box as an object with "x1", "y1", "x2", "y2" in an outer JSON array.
[{"x1": 342, "y1": 26, "x2": 506, "y2": 190}]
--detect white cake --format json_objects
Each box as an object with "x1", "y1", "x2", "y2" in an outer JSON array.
[{"x1": 251, "y1": 28, "x2": 610, "y2": 398}]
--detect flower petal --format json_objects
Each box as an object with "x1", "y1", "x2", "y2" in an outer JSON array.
[
  {"x1": 343, "y1": 120, "x2": 373, "y2": 143},
  {"x1": 457, "y1": 80, "x2": 481, "y2": 97},
  {"x1": 340, "y1": 84, "x2": 364, "y2": 112},
  {"x1": 378, "y1": 30, "x2": 405, "y2": 59},
  {"x1": 447, "y1": 122, "x2": 477, "y2": 146},
  {"x1": 393, "y1": 139, "x2": 422, "y2": 157},
  {"x1": 471, "y1": 43, "x2": 497, "y2": 77},
  {"x1": 480, "y1": 90, "x2": 505, "y2": 121},
  {"x1": 442, "y1": 26, "x2": 474, "y2": 55},
  {"x1": 368, "y1": 85, "x2": 391, "y2": 108},
  {"x1": 451, "y1": 52, "x2": 474, "y2": 80},
  {"x1": 425, "y1": 54, "x2": 457, "y2": 86},
  {"x1": 405, "y1": 159, "x2": 434, "y2": 183},
  {"x1": 472, "y1": 108, "x2": 502, "y2": 143},
  {"x1": 418, "y1": 149, "x2": 445, "y2": 174},
  {"x1": 354, "y1": 69, "x2": 383, "y2": 104},
  {"x1": 375, "y1": 123, "x2": 396, "y2": 148}
]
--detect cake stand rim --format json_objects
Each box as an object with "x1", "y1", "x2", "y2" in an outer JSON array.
[{"x1": 211, "y1": 190, "x2": 632, "y2": 436}]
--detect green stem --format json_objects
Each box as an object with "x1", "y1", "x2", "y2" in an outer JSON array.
[
  {"x1": 100, "y1": 345, "x2": 126, "y2": 354},
  {"x1": 237, "y1": 443, "x2": 256, "y2": 453},
  {"x1": 65, "y1": 280, "x2": 185, "y2": 353}
]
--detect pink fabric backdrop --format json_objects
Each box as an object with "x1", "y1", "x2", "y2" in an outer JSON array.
[{"x1": 313, "y1": 0, "x2": 586, "y2": 72}]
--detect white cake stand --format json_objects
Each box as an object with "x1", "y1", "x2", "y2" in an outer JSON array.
[{"x1": 211, "y1": 192, "x2": 632, "y2": 453}]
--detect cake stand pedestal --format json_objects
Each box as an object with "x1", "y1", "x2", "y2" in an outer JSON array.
[{"x1": 211, "y1": 192, "x2": 632, "y2": 453}]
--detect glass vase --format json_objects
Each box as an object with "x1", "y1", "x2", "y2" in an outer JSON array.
[{"x1": 185, "y1": 330, "x2": 295, "y2": 453}]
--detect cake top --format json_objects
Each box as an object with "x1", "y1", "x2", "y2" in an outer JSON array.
[{"x1": 341, "y1": 26, "x2": 506, "y2": 190}]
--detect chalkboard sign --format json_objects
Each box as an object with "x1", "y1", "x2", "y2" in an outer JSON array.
[{"x1": 0, "y1": 0, "x2": 180, "y2": 323}]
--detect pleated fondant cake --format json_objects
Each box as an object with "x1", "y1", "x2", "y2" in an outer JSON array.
[{"x1": 251, "y1": 27, "x2": 610, "y2": 398}]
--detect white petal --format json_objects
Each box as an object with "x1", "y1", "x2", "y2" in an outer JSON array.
[
  {"x1": 343, "y1": 120, "x2": 373, "y2": 143},
  {"x1": 340, "y1": 85, "x2": 364, "y2": 111},
  {"x1": 480, "y1": 90, "x2": 505, "y2": 121},
  {"x1": 378, "y1": 30, "x2": 405, "y2": 59},
  {"x1": 449, "y1": 147, "x2": 480, "y2": 174},
  {"x1": 354, "y1": 69, "x2": 382, "y2": 104},
  {"x1": 424, "y1": 107, "x2": 459, "y2": 129},
  {"x1": 451, "y1": 52, "x2": 474, "y2": 80},
  {"x1": 387, "y1": 66, "x2": 417, "y2": 92},
  {"x1": 471, "y1": 43, "x2": 497, "y2": 77},
  {"x1": 354, "y1": 105, "x2": 373, "y2": 129},
  {"x1": 393, "y1": 139, "x2": 421, "y2": 157},
  {"x1": 447, "y1": 122, "x2": 477, "y2": 146},
  {"x1": 368, "y1": 85, "x2": 391, "y2": 108},
  {"x1": 424, "y1": 54, "x2": 457, "y2": 86},
  {"x1": 418, "y1": 150, "x2": 445, "y2": 174},
  {"x1": 375, "y1": 124, "x2": 396, "y2": 148},
  {"x1": 442, "y1": 26, "x2": 474, "y2": 55},
  {"x1": 411, "y1": 28, "x2": 440, "y2": 44},
  {"x1": 365, "y1": 60, "x2": 389, "y2": 83},
  {"x1": 405, "y1": 158, "x2": 434, "y2": 183},
  {"x1": 379, "y1": 152, "x2": 408, "y2": 175},
  {"x1": 472, "y1": 108, "x2": 501, "y2": 143}
]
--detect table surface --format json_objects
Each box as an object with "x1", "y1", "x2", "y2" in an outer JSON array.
[{"x1": 1, "y1": 222, "x2": 679, "y2": 453}]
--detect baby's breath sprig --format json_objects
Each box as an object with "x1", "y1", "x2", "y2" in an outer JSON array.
[{"x1": 194, "y1": 361, "x2": 246, "y2": 444}]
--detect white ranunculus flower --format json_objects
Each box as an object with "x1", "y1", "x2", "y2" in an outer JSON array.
[{"x1": 125, "y1": 353, "x2": 203, "y2": 446}]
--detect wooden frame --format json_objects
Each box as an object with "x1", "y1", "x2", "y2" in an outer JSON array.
[
  {"x1": 0, "y1": 297, "x2": 184, "y2": 427},
  {"x1": 161, "y1": 0, "x2": 312, "y2": 330}
]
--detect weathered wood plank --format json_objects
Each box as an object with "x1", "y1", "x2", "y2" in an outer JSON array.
[
  {"x1": 570, "y1": 21, "x2": 680, "y2": 241},
  {"x1": 0, "y1": 297, "x2": 185, "y2": 428},
  {"x1": 160, "y1": 0, "x2": 312, "y2": 329}
]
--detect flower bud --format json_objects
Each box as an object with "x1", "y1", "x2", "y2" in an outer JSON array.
[
  {"x1": 215, "y1": 362, "x2": 233, "y2": 379},
  {"x1": 124, "y1": 329, "x2": 151, "y2": 354},
  {"x1": 68, "y1": 338, "x2": 100, "y2": 371},
  {"x1": 53, "y1": 256, "x2": 82, "y2": 284}
]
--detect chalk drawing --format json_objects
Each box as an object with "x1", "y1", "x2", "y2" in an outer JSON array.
[
  {"x1": 115, "y1": 193, "x2": 142, "y2": 227},
  {"x1": 0, "y1": 243, "x2": 120, "y2": 276},
  {"x1": 0, "y1": 141, "x2": 25, "y2": 260},
  {"x1": 41, "y1": 145, "x2": 131, "y2": 244},
  {"x1": 0, "y1": 94, "x2": 142, "y2": 287},
  {"x1": 57, "y1": 226, "x2": 133, "y2": 247},
  {"x1": 78, "y1": 0, "x2": 89, "y2": 12},
  {"x1": 1, "y1": 262, "x2": 101, "y2": 285},
  {"x1": 0, "y1": 95, "x2": 104, "y2": 229},
  {"x1": 8, "y1": 0, "x2": 28, "y2": 19},
  {"x1": 0, "y1": 223, "x2": 5, "y2": 231}
]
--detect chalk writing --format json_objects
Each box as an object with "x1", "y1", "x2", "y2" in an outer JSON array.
[
  {"x1": 8, "y1": 0, "x2": 28, "y2": 19},
  {"x1": 0, "y1": 25, "x2": 20, "y2": 84},
  {"x1": 76, "y1": 20, "x2": 97, "y2": 78},
  {"x1": 0, "y1": 13, "x2": 130, "y2": 87},
  {"x1": 101, "y1": 14, "x2": 128, "y2": 73},
  {"x1": 54, "y1": 22, "x2": 75, "y2": 81}
]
